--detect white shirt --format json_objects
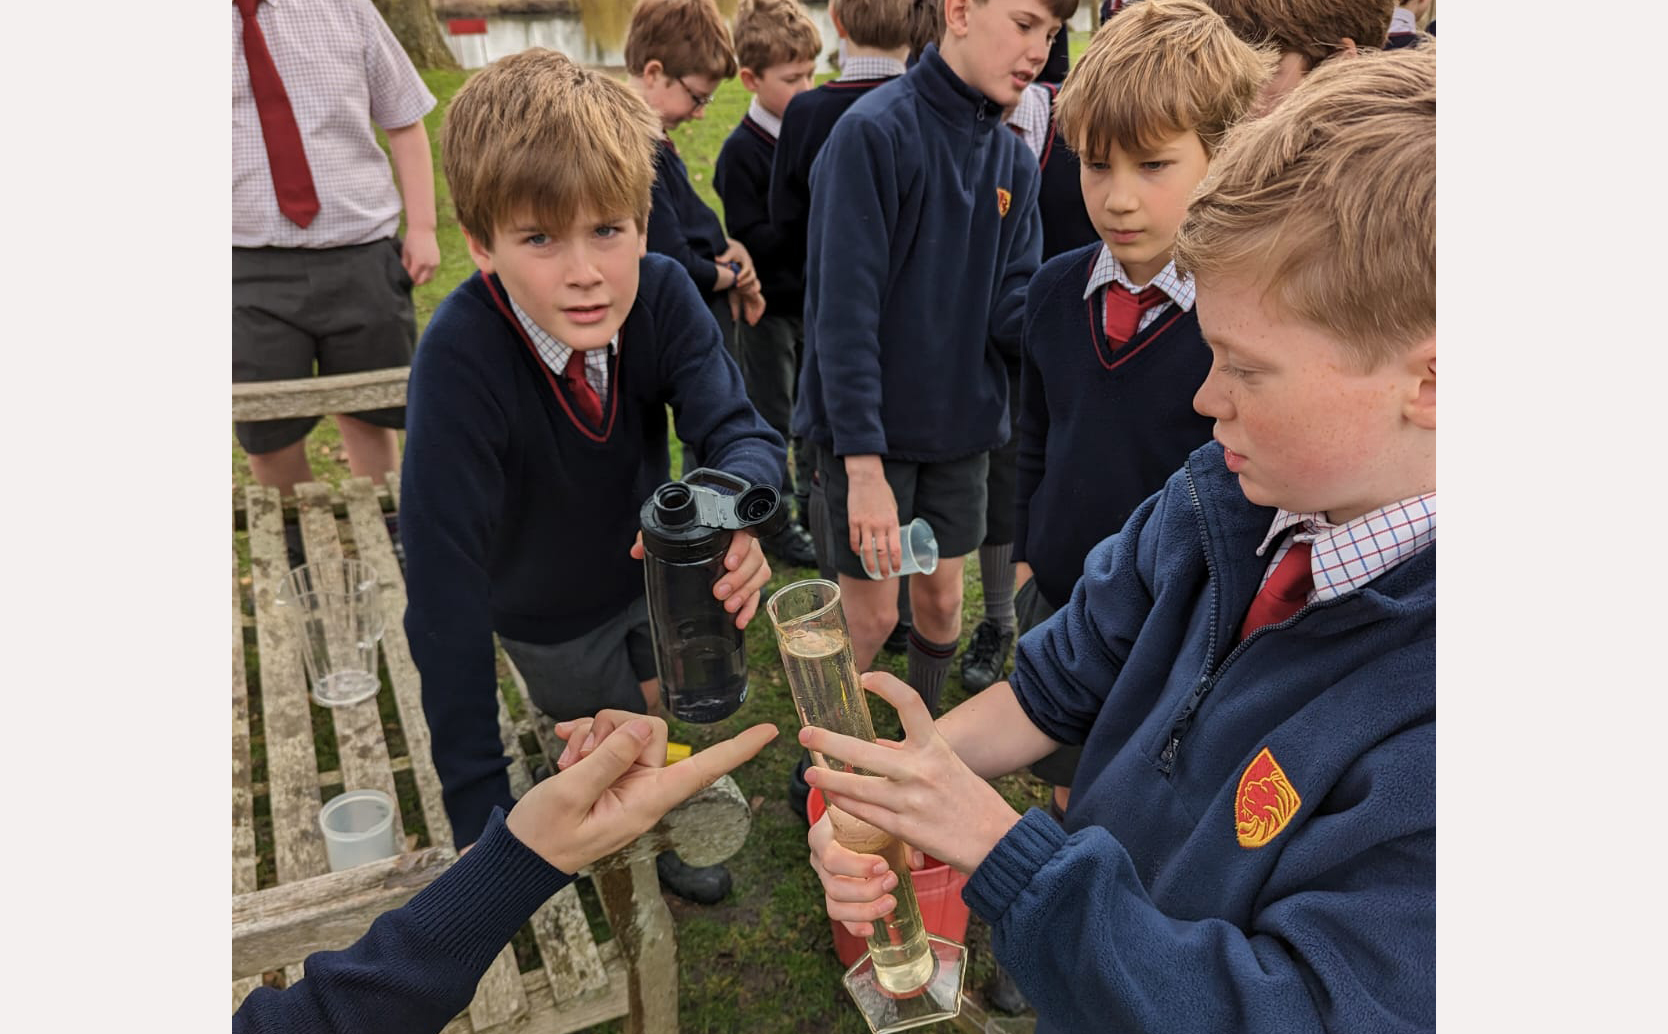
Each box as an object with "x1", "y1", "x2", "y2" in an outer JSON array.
[
  {"x1": 1082, "y1": 245, "x2": 1195, "y2": 333},
  {"x1": 1005, "y1": 83, "x2": 1051, "y2": 161},
  {"x1": 839, "y1": 55, "x2": 908, "y2": 82},
  {"x1": 748, "y1": 96, "x2": 782, "y2": 139},
  {"x1": 508, "y1": 294, "x2": 615, "y2": 404}
]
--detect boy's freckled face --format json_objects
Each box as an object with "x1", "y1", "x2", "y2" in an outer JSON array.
[
  {"x1": 951, "y1": 0, "x2": 1061, "y2": 109},
  {"x1": 467, "y1": 211, "x2": 647, "y2": 352},
  {"x1": 747, "y1": 60, "x2": 817, "y2": 120},
  {"x1": 1192, "y1": 273, "x2": 1432, "y2": 524},
  {"x1": 1080, "y1": 129, "x2": 1211, "y2": 286}
]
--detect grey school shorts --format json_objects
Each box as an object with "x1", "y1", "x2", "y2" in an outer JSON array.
[
  {"x1": 498, "y1": 596, "x2": 659, "y2": 723},
  {"x1": 816, "y1": 444, "x2": 988, "y2": 580},
  {"x1": 232, "y1": 237, "x2": 414, "y2": 454},
  {"x1": 1016, "y1": 578, "x2": 1084, "y2": 787}
]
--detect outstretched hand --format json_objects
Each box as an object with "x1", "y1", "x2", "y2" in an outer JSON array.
[
  {"x1": 507, "y1": 714, "x2": 778, "y2": 874},
  {"x1": 801, "y1": 671, "x2": 1022, "y2": 875}
]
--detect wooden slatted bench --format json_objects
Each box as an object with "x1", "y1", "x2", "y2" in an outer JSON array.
[{"x1": 232, "y1": 369, "x2": 754, "y2": 1033}]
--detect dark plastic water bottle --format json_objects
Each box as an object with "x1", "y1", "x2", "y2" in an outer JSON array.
[{"x1": 640, "y1": 468, "x2": 787, "y2": 723}]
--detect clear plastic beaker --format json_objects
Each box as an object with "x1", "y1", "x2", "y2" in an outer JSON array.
[
  {"x1": 318, "y1": 788, "x2": 399, "y2": 871},
  {"x1": 275, "y1": 559, "x2": 385, "y2": 708},
  {"x1": 860, "y1": 518, "x2": 939, "y2": 581}
]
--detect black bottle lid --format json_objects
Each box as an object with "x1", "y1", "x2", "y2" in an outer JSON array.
[{"x1": 640, "y1": 468, "x2": 788, "y2": 562}]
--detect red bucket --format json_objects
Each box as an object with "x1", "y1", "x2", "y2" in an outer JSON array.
[{"x1": 807, "y1": 788, "x2": 971, "y2": 967}]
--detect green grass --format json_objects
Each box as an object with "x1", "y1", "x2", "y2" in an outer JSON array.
[{"x1": 233, "y1": 56, "x2": 1083, "y2": 1030}]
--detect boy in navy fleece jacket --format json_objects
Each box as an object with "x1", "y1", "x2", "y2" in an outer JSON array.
[
  {"x1": 791, "y1": 0, "x2": 1075, "y2": 714},
  {"x1": 713, "y1": 0, "x2": 823, "y2": 569},
  {"x1": 624, "y1": 0, "x2": 765, "y2": 357},
  {"x1": 802, "y1": 46, "x2": 1438, "y2": 1033},
  {"x1": 401, "y1": 50, "x2": 783, "y2": 901}
]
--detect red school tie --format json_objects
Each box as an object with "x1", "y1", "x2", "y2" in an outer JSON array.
[
  {"x1": 1240, "y1": 539, "x2": 1314, "y2": 641},
  {"x1": 563, "y1": 351, "x2": 605, "y2": 427},
  {"x1": 235, "y1": 0, "x2": 320, "y2": 228},
  {"x1": 1103, "y1": 284, "x2": 1170, "y2": 347}
]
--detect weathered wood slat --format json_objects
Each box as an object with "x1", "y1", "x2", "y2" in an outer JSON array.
[
  {"x1": 232, "y1": 483, "x2": 395, "y2": 533},
  {"x1": 597, "y1": 859, "x2": 678, "y2": 1034},
  {"x1": 499, "y1": 693, "x2": 534, "y2": 799},
  {"x1": 297, "y1": 482, "x2": 403, "y2": 844},
  {"x1": 246, "y1": 484, "x2": 329, "y2": 884},
  {"x1": 233, "y1": 846, "x2": 456, "y2": 978},
  {"x1": 531, "y1": 884, "x2": 611, "y2": 1004},
  {"x1": 231, "y1": 975, "x2": 262, "y2": 1014},
  {"x1": 342, "y1": 475, "x2": 453, "y2": 848},
  {"x1": 284, "y1": 963, "x2": 306, "y2": 990},
  {"x1": 232, "y1": 365, "x2": 410, "y2": 422},
  {"x1": 233, "y1": 551, "x2": 258, "y2": 896},
  {"x1": 439, "y1": 943, "x2": 629, "y2": 1034},
  {"x1": 467, "y1": 949, "x2": 530, "y2": 1031}
]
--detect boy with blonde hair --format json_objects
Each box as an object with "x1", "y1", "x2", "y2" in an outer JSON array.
[
  {"x1": 800, "y1": 46, "x2": 1436, "y2": 1032},
  {"x1": 714, "y1": 0, "x2": 824, "y2": 569},
  {"x1": 1207, "y1": 0, "x2": 1394, "y2": 110},
  {"x1": 624, "y1": 0, "x2": 763, "y2": 354},
  {"x1": 401, "y1": 48, "x2": 784, "y2": 903}
]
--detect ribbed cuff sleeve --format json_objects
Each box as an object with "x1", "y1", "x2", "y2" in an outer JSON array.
[
  {"x1": 963, "y1": 807, "x2": 1068, "y2": 924},
  {"x1": 404, "y1": 807, "x2": 574, "y2": 972}
]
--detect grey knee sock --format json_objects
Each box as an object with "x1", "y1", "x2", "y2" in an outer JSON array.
[
  {"x1": 906, "y1": 629, "x2": 958, "y2": 717},
  {"x1": 979, "y1": 542, "x2": 1016, "y2": 632}
]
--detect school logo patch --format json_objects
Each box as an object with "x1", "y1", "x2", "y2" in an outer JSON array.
[
  {"x1": 996, "y1": 187, "x2": 1012, "y2": 217},
  {"x1": 1235, "y1": 747, "x2": 1301, "y2": 849}
]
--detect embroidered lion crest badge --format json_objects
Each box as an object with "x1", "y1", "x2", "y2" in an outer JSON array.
[
  {"x1": 1235, "y1": 747, "x2": 1301, "y2": 849},
  {"x1": 996, "y1": 187, "x2": 1012, "y2": 217}
]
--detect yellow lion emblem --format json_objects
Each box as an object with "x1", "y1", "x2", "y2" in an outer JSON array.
[
  {"x1": 1235, "y1": 747, "x2": 1302, "y2": 849},
  {"x1": 996, "y1": 187, "x2": 1012, "y2": 217}
]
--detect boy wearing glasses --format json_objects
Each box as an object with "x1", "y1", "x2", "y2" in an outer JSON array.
[{"x1": 626, "y1": 0, "x2": 763, "y2": 357}]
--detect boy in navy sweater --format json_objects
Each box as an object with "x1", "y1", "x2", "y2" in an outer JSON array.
[
  {"x1": 624, "y1": 0, "x2": 764, "y2": 357},
  {"x1": 802, "y1": 45, "x2": 1437, "y2": 1033},
  {"x1": 1011, "y1": 0, "x2": 1268, "y2": 813},
  {"x1": 714, "y1": 0, "x2": 823, "y2": 570},
  {"x1": 793, "y1": 0, "x2": 1075, "y2": 716},
  {"x1": 1207, "y1": 0, "x2": 1393, "y2": 113},
  {"x1": 401, "y1": 50, "x2": 784, "y2": 901}
]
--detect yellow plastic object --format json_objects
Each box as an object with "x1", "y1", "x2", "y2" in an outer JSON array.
[{"x1": 665, "y1": 741, "x2": 692, "y2": 764}]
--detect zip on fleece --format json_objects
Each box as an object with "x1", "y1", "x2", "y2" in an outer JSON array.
[{"x1": 1155, "y1": 465, "x2": 1343, "y2": 777}]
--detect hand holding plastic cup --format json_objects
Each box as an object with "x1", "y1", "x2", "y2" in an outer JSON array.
[
  {"x1": 275, "y1": 559, "x2": 385, "y2": 708},
  {"x1": 860, "y1": 517, "x2": 938, "y2": 581}
]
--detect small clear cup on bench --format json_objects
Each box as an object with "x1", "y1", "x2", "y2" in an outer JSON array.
[
  {"x1": 318, "y1": 788, "x2": 399, "y2": 871},
  {"x1": 860, "y1": 518, "x2": 939, "y2": 581},
  {"x1": 276, "y1": 559, "x2": 385, "y2": 708}
]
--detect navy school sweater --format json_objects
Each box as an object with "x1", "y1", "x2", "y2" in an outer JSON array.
[
  {"x1": 1033, "y1": 84, "x2": 1098, "y2": 261},
  {"x1": 233, "y1": 809, "x2": 570, "y2": 1034},
  {"x1": 767, "y1": 75, "x2": 898, "y2": 306},
  {"x1": 1012, "y1": 242, "x2": 1214, "y2": 609},
  {"x1": 968, "y1": 441, "x2": 1436, "y2": 1033},
  {"x1": 793, "y1": 44, "x2": 1043, "y2": 461},
  {"x1": 714, "y1": 114, "x2": 801, "y2": 316},
  {"x1": 400, "y1": 255, "x2": 785, "y2": 847},
  {"x1": 647, "y1": 138, "x2": 729, "y2": 303}
]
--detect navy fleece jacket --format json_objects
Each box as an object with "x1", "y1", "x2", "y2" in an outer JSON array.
[
  {"x1": 401, "y1": 255, "x2": 784, "y2": 847},
  {"x1": 793, "y1": 44, "x2": 1042, "y2": 461},
  {"x1": 967, "y1": 442, "x2": 1436, "y2": 1034}
]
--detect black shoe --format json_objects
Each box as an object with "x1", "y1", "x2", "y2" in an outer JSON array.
[
  {"x1": 656, "y1": 850, "x2": 732, "y2": 905},
  {"x1": 762, "y1": 520, "x2": 819, "y2": 568},
  {"x1": 959, "y1": 618, "x2": 1016, "y2": 692},
  {"x1": 985, "y1": 961, "x2": 1031, "y2": 1015},
  {"x1": 788, "y1": 754, "x2": 812, "y2": 824},
  {"x1": 882, "y1": 621, "x2": 912, "y2": 655}
]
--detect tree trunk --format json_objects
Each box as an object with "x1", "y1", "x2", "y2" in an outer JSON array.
[{"x1": 373, "y1": 0, "x2": 461, "y2": 72}]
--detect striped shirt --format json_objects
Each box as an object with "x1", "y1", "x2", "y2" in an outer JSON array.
[
  {"x1": 1256, "y1": 494, "x2": 1437, "y2": 602},
  {"x1": 231, "y1": 0, "x2": 435, "y2": 249},
  {"x1": 1082, "y1": 245, "x2": 1195, "y2": 333},
  {"x1": 508, "y1": 295, "x2": 615, "y2": 404}
]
